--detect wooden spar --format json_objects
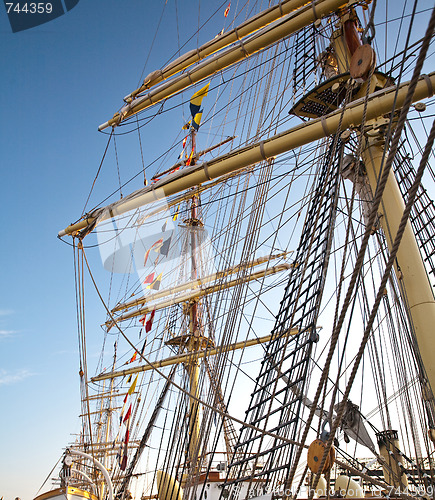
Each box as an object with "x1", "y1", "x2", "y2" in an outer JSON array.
[
  {"x1": 82, "y1": 391, "x2": 135, "y2": 401},
  {"x1": 59, "y1": 72, "x2": 435, "y2": 238},
  {"x1": 79, "y1": 407, "x2": 121, "y2": 417},
  {"x1": 105, "y1": 263, "x2": 292, "y2": 329},
  {"x1": 136, "y1": 165, "x2": 253, "y2": 221},
  {"x1": 91, "y1": 328, "x2": 299, "y2": 383},
  {"x1": 194, "y1": 136, "x2": 236, "y2": 159},
  {"x1": 151, "y1": 136, "x2": 235, "y2": 180},
  {"x1": 72, "y1": 441, "x2": 141, "y2": 449},
  {"x1": 125, "y1": 0, "x2": 323, "y2": 100},
  {"x1": 98, "y1": 0, "x2": 346, "y2": 130},
  {"x1": 111, "y1": 252, "x2": 290, "y2": 313}
]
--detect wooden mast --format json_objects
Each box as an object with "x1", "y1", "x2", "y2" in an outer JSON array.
[
  {"x1": 91, "y1": 330, "x2": 299, "y2": 383},
  {"x1": 186, "y1": 127, "x2": 202, "y2": 470}
]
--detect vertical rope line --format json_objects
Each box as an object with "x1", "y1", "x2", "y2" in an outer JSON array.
[
  {"x1": 287, "y1": 7, "x2": 435, "y2": 491},
  {"x1": 310, "y1": 117, "x2": 435, "y2": 498},
  {"x1": 81, "y1": 130, "x2": 113, "y2": 217},
  {"x1": 326, "y1": 63, "x2": 376, "y2": 419},
  {"x1": 136, "y1": 116, "x2": 147, "y2": 185},
  {"x1": 75, "y1": 238, "x2": 100, "y2": 495},
  {"x1": 114, "y1": 134, "x2": 123, "y2": 198}
]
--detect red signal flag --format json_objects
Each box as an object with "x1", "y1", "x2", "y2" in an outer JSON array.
[
  {"x1": 186, "y1": 150, "x2": 194, "y2": 166},
  {"x1": 143, "y1": 273, "x2": 155, "y2": 285},
  {"x1": 145, "y1": 309, "x2": 156, "y2": 333},
  {"x1": 123, "y1": 404, "x2": 132, "y2": 423}
]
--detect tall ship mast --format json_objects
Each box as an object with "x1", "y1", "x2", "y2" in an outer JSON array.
[{"x1": 35, "y1": 2, "x2": 435, "y2": 500}]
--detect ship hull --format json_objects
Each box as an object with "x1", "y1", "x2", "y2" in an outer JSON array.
[{"x1": 34, "y1": 486, "x2": 98, "y2": 500}]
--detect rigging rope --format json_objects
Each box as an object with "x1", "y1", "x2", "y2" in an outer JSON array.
[
  {"x1": 310, "y1": 116, "x2": 435, "y2": 499},
  {"x1": 79, "y1": 243, "x2": 310, "y2": 449},
  {"x1": 287, "y1": 5, "x2": 435, "y2": 489}
]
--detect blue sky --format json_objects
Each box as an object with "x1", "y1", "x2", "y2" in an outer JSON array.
[
  {"x1": 1, "y1": 0, "x2": 435, "y2": 499},
  {"x1": 0, "y1": 1, "x2": 231, "y2": 498}
]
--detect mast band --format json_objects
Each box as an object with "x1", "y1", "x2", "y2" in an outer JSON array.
[
  {"x1": 422, "y1": 74, "x2": 434, "y2": 98},
  {"x1": 259, "y1": 141, "x2": 268, "y2": 160},
  {"x1": 321, "y1": 116, "x2": 330, "y2": 136}
]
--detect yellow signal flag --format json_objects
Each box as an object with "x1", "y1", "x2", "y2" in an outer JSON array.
[
  {"x1": 192, "y1": 112, "x2": 203, "y2": 131},
  {"x1": 190, "y1": 82, "x2": 210, "y2": 115},
  {"x1": 128, "y1": 375, "x2": 139, "y2": 395},
  {"x1": 173, "y1": 205, "x2": 180, "y2": 221},
  {"x1": 190, "y1": 82, "x2": 210, "y2": 106},
  {"x1": 146, "y1": 272, "x2": 163, "y2": 290}
]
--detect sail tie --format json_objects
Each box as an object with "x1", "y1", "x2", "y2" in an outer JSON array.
[
  {"x1": 422, "y1": 74, "x2": 434, "y2": 97},
  {"x1": 238, "y1": 38, "x2": 249, "y2": 58},
  {"x1": 320, "y1": 115, "x2": 330, "y2": 137},
  {"x1": 259, "y1": 140, "x2": 268, "y2": 161},
  {"x1": 311, "y1": 0, "x2": 319, "y2": 20},
  {"x1": 187, "y1": 71, "x2": 194, "y2": 85},
  {"x1": 202, "y1": 161, "x2": 212, "y2": 181}
]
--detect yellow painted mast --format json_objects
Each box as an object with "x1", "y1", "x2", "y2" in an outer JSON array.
[
  {"x1": 342, "y1": 10, "x2": 435, "y2": 398},
  {"x1": 361, "y1": 138, "x2": 435, "y2": 387},
  {"x1": 315, "y1": 12, "x2": 435, "y2": 484}
]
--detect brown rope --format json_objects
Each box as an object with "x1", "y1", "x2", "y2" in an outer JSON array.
[
  {"x1": 288, "y1": 7, "x2": 435, "y2": 493},
  {"x1": 311, "y1": 114, "x2": 435, "y2": 497},
  {"x1": 80, "y1": 244, "x2": 309, "y2": 450}
]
